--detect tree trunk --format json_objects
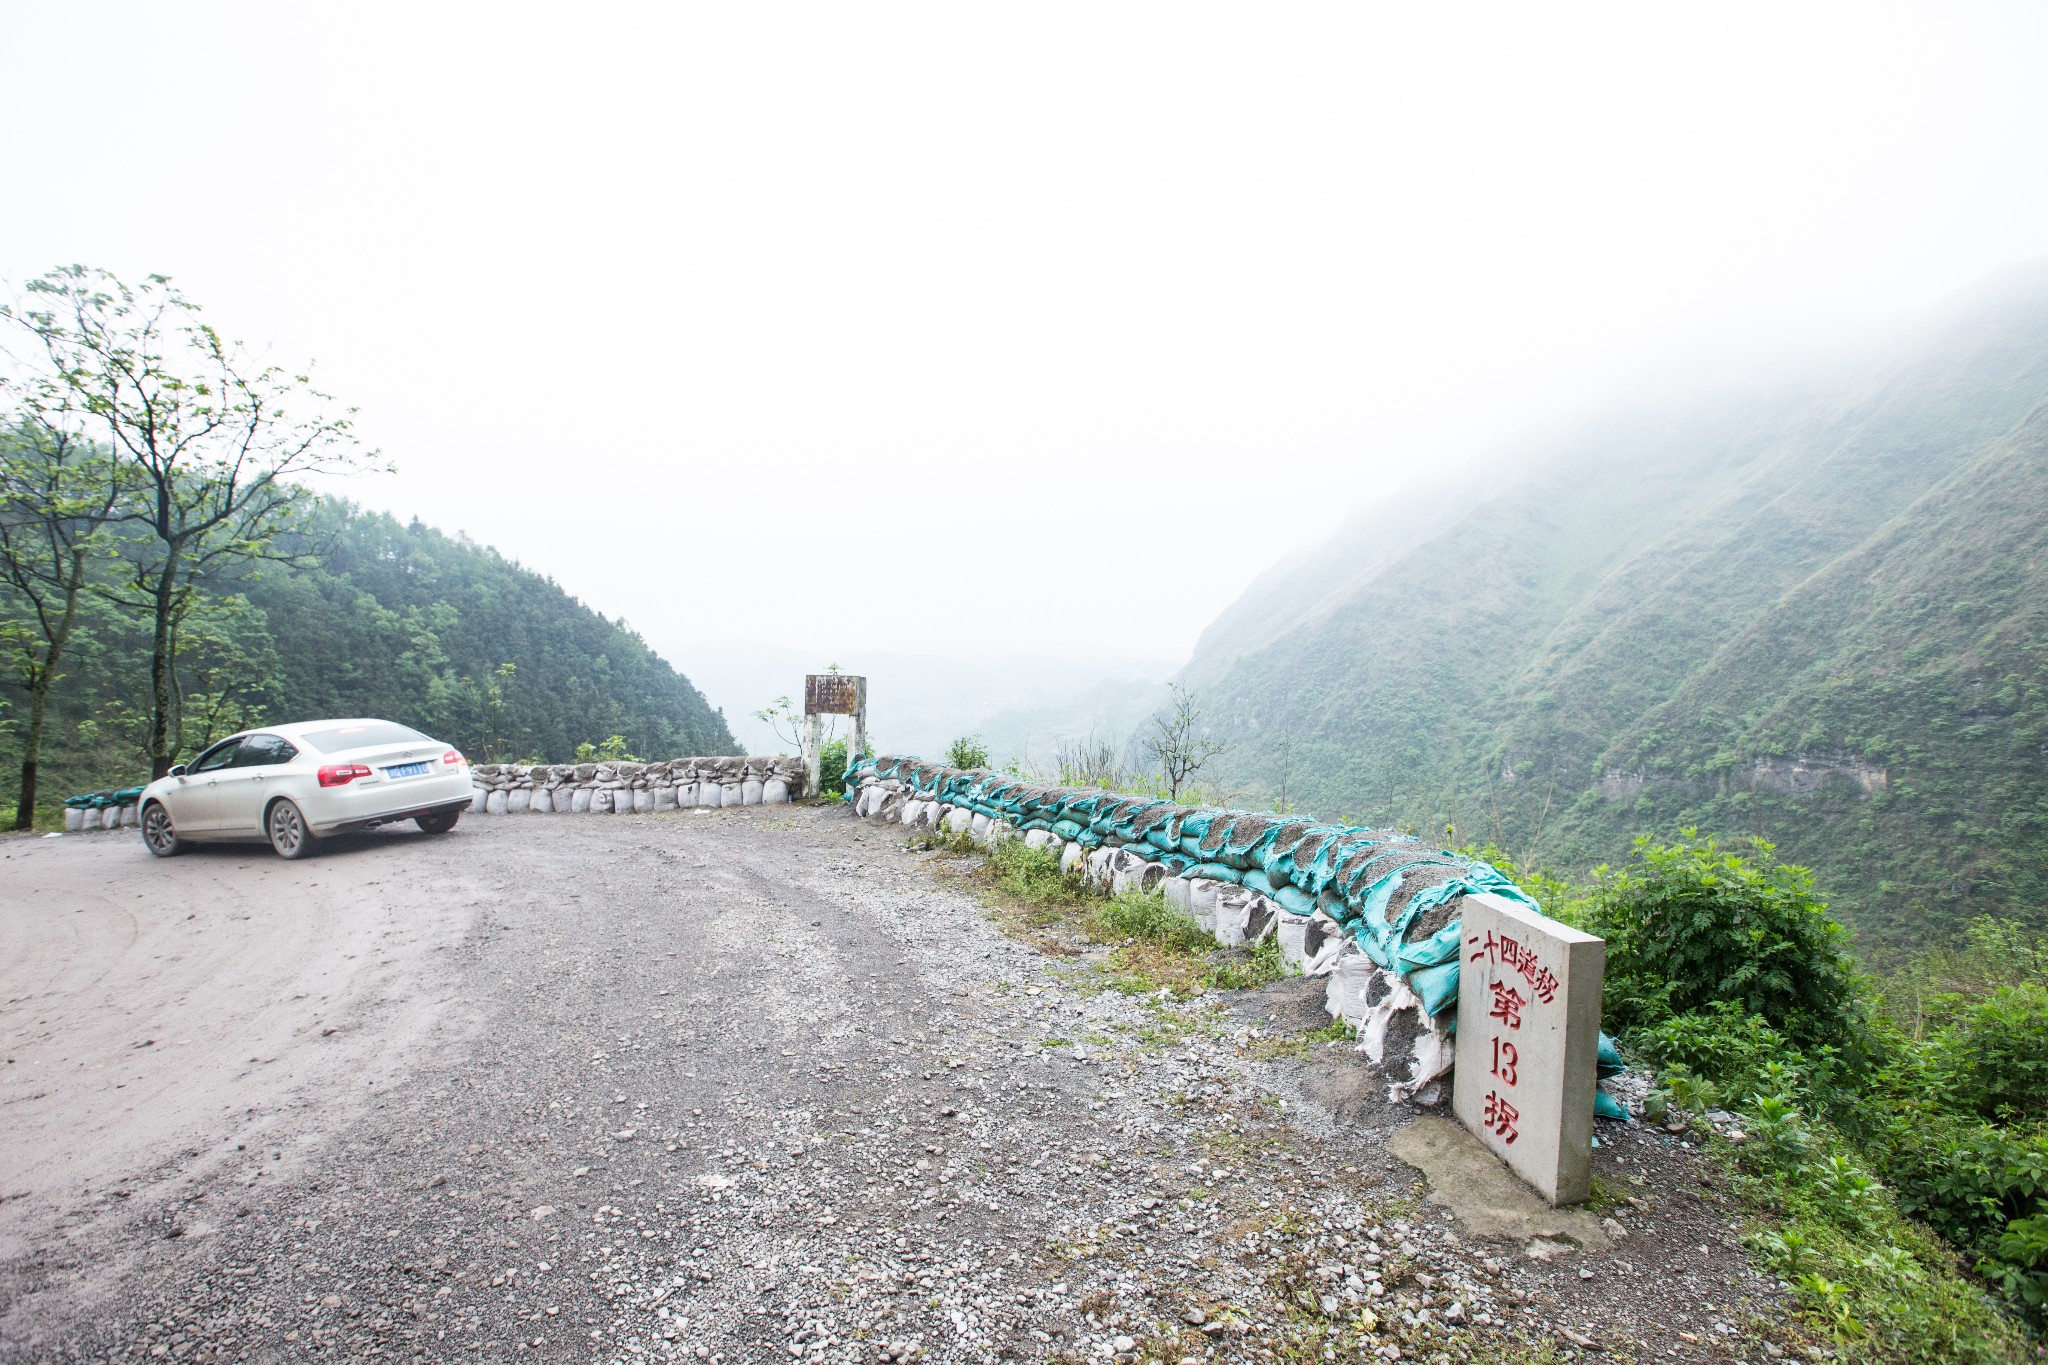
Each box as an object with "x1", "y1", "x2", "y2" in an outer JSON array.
[
  {"x1": 13, "y1": 569, "x2": 81, "y2": 829},
  {"x1": 149, "y1": 556, "x2": 180, "y2": 780},
  {"x1": 13, "y1": 756, "x2": 35, "y2": 831}
]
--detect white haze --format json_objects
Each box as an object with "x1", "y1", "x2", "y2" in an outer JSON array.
[{"x1": 6, "y1": 3, "x2": 2048, "y2": 733}]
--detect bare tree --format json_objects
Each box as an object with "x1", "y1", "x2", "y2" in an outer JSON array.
[
  {"x1": 3, "y1": 267, "x2": 379, "y2": 776},
  {"x1": 1149, "y1": 682, "x2": 1225, "y2": 801}
]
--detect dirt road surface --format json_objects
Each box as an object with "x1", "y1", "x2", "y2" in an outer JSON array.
[{"x1": 0, "y1": 805, "x2": 1777, "y2": 1363}]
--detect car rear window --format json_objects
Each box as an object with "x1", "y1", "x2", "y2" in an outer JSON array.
[{"x1": 299, "y1": 722, "x2": 431, "y2": 754}]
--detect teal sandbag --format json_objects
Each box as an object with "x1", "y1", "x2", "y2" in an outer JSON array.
[
  {"x1": 1598, "y1": 1032, "x2": 1624, "y2": 1077},
  {"x1": 1188, "y1": 863, "x2": 1242, "y2": 884},
  {"x1": 1395, "y1": 920, "x2": 1465, "y2": 972},
  {"x1": 1410, "y1": 960, "x2": 1460, "y2": 1015},
  {"x1": 1242, "y1": 869, "x2": 1277, "y2": 897},
  {"x1": 1156, "y1": 852, "x2": 1196, "y2": 876},
  {"x1": 1052, "y1": 819, "x2": 1085, "y2": 840},
  {"x1": 1145, "y1": 827, "x2": 1179, "y2": 852},
  {"x1": 1020, "y1": 818, "x2": 1055, "y2": 833},
  {"x1": 1594, "y1": 1090, "x2": 1628, "y2": 1121},
  {"x1": 1275, "y1": 885, "x2": 1317, "y2": 917}
]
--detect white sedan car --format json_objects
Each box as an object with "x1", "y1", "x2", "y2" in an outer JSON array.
[{"x1": 137, "y1": 719, "x2": 474, "y2": 860}]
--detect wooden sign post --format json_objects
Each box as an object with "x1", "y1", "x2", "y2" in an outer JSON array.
[
  {"x1": 802, "y1": 673, "x2": 866, "y2": 798},
  {"x1": 1451, "y1": 892, "x2": 1605, "y2": 1205}
]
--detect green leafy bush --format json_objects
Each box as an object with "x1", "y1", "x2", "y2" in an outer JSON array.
[
  {"x1": 1922, "y1": 985, "x2": 2048, "y2": 1124},
  {"x1": 1589, "y1": 830, "x2": 1865, "y2": 1056},
  {"x1": 819, "y1": 737, "x2": 849, "y2": 795},
  {"x1": 1633, "y1": 1001, "x2": 1817, "y2": 1111},
  {"x1": 945, "y1": 734, "x2": 992, "y2": 770},
  {"x1": 1087, "y1": 889, "x2": 1211, "y2": 950}
]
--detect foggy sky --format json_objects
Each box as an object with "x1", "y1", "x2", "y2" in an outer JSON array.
[{"x1": 6, "y1": 2, "x2": 2048, "y2": 674}]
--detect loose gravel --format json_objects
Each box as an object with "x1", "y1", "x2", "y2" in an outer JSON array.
[{"x1": 1, "y1": 804, "x2": 1789, "y2": 1363}]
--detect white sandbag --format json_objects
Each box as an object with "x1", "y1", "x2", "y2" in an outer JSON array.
[
  {"x1": 571, "y1": 787, "x2": 593, "y2": 813},
  {"x1": 969, "y1": 813, "x2": 993, "y2": 844},
  {"x1": 592, "y1": 788, "x2": 615, "y2": 813},
  {"x1": 741, "y1": 779, "x2": 763, "y2": 805},
  {"x1": 1276, "y1": 912, "x2": 1312, "y2": 971},
  {"x1": 654, "y1": 786, "x2": 678, "y2": 811},
  {"x1": 469, "y1": 789, "x2": 488, "y2": 813},
  {"x1": 1163, "y1": 876, "x2": 1193, "y2": 912},
  {"x1": 64, "y1": 808, "x2": 82, "y2": 832},
  {"x1": 763, "y1": 778, "x2": 790, "y2": 803},
  {"x1": 81, "y1": 808, "x2": 103, "y2": 831},
  {"x1": 699, "y1": 783, "x2": 721, "y2": 808},
  {"x1": 633, "y1": 789, "x2": 654, "y2": 813},
  {"x1": 1060, "y1": 840, "x2": 1085, "y2": 876},
  {"x1": 1212, "y1": 888, "x2": 1255, "y2": 947},
  {"x1": 1023, "y1": 829, "x2": 1058, "y2": 851},
  {"x1": 486, "y1": 790, "x2": 508, "y2": 815},
  {"x1": 1325, "y1": 951, "x2": 1382, "y2": 1029},
  {"x1": 944, "y1": 806, "x2": 972, "y2": 834},
  {"x1": 531, "y1": 787, "x2": 554, "y2": 813},
  {"x1": 719, "y1": 781, "x2": 742, "y2": 807},
  {"x1": 507, "y1": 789, "x2": 530, "y2": 814}
]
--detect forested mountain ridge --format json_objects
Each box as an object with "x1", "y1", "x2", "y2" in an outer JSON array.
[
  {"x1": 0, "y1": 498, "x2": 736, "y2": 809},
  {"x1": 1184, "y1": 264, "x2": 2048, "y2": 951}
]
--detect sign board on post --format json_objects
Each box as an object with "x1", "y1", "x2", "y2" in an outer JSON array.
[
  {"x1": 801, "y1": 674, "x2": 866, "y2": 799},
  {"x1": 1451, "y1": 891, "x2": 1605, "y2": 1206}
]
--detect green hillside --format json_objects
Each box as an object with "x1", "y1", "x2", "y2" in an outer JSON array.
[
  {"x1": 1184, "y1": 265, "x2": 2048, "y2": 952},
  {"x1": 0, "y1": 498, "x2": 736, "y2": 810}
]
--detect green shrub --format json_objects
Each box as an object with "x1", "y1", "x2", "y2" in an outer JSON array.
[
  {"x1": 1634, "y1": 1002, "x2": 1824, "y2": 1111},
  {"x1": 819, "y1": 736, "x2": 849, "y2": 795},
  {"x1": 945, "y1": 734, "x2": 991, "y2": 770},
  {"x1": 1087, "y1": 888, "x2": 1210, "y2": 950},
  {"x1": 1588, "y1": 830, "x2": 1864, "y2": 1056},
  {"x1": 983, "y1": 838, "x2": 1080, "y2": 907},
  {"x1": 1923, "y1": 985, "x2": 2048, "y2": 1124}
]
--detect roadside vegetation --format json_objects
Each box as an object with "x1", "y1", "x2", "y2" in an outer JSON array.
[
  {"x1": 1493, "y1": 830, "x2": 2046, "y2": 1361},
  {"x1": 911, "y1": 832, "x2": 1285, "y2": 998}
]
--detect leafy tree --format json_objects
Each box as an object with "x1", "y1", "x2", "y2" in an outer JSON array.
[
  {"x1": 1149, "y1": 682, "x2": 1225, "y2": 801},
  {"x1": 0, "y1": 420, "x2": 126, "y2": 825},
  {"x1": 2, "y1": 266, "x2": 377, "y2": 776}
]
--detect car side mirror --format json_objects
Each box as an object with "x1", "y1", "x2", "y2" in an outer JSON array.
[{"x1": 168, "y1": 764, "x2": 188, "y2": 777}]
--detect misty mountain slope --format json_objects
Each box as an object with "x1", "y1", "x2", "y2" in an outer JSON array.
[
  {"x1": 1569, "y1": 397, "x2": 2048, "y2": 933},
  {"x1": 1182, "y1": 270, "x2": 2048, "y2": 948}
]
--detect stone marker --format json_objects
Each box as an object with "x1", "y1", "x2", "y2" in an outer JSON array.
[{"x1": 1451, "y1": 891, "x2": 1605, "y2": 1206}]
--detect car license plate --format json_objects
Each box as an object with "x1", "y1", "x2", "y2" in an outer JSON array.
[{"x1": 387, "y1": 761, "x2": 430, "y2": 779}]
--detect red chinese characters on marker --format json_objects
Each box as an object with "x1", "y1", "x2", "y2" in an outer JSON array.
[
  {"x1": 1469, "y1": 926, "x2": 1557, "y2": 1151},
  {"x1": 1488, "y1": 980, "x2": 1527, "y2": 1030},
  {"x1": 1469, "y1": 928, "x2": 1559, "y2": 1004},
  {"x1": 1482, "y1": 1090, "x2": 1520, "y2": 1144}
]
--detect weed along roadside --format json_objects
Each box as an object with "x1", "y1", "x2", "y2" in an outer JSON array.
[{"x1": 852, "y1": 754, "x2": 2047, "y2": 1361}]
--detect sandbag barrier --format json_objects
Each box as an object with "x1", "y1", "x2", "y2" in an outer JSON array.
[
  {"x1": 60, "y1": 785, "x2": 147, "y2": 832},
  {"x1": 847, "y1": 754, "x2": 1624, "y2": 1110},
  {"x1": 465, "y1": 756, "x2": 805, "y2": 814}
]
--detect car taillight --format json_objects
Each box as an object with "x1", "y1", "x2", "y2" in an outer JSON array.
[
  {"x1": 318, "y1": 764, "x2": 373, "y2": 787},
  {"x1": 443, "y1": 751, "x2": 463, "y2": 765}
]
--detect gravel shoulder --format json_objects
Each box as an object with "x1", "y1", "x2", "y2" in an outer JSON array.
[{"x1": 0, "y1": 804, "x2": 1787, "y2": 1363}]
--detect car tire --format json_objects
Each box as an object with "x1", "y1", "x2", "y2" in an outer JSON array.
[
  {"x1": 141, "y1": 801, "x2": 182, "y2": 857},
  {"x1": 416, "y1": 808, "x2": 460, "y2": 835},
  {"x1": 266, "y1": 798, "x2": 316, "y2": 860}
]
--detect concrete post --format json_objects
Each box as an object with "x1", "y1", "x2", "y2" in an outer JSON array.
[
  {"x1": 1451, "y1": 891, "x2": 1605, "y2": 1206},
  {"x1": 803, "y1": 712, "x2": 823, "y2": 798}
]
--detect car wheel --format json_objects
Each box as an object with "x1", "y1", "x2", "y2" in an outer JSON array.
[
  {"x1": 416, "y1": 808, "x2": 460, "y2": 835},
  {"x1": 266, "y1": 799, "x2": 316, "y2": 860},
  {"x1": 141, "y1": 802, "x2": 182, "y2": 857}
]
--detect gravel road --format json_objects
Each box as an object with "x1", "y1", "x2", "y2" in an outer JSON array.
[{"x1": 0, "y1": 804, "x2": 1781, "y2": 1364}]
